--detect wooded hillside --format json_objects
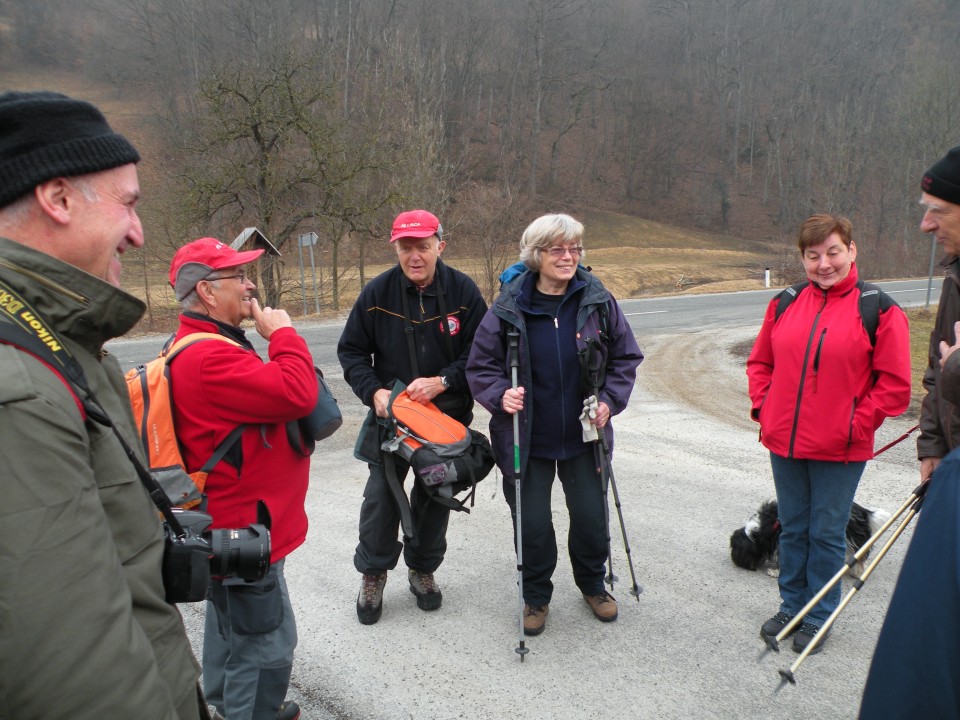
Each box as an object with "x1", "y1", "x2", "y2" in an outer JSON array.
[{"x1": 2, "y1": 0, "x2": 957, "y2": 311}]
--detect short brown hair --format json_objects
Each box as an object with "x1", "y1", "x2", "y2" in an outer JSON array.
[{"x1": 797, "y1": 214, "x2": 853, "y2": 252}]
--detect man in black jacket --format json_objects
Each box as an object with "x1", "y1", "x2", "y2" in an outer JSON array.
[{"x1": 338, "y1": 209, "x2": 487, "y2": 624}]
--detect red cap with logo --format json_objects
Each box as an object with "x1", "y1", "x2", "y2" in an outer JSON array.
[
  {"x1": 390, "y1": 209, "x2": 443, "y2": 243},
  {"x1": 169, "y1": 237, "x2": 264, "y2": 301}
]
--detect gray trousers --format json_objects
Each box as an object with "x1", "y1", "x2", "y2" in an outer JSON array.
[{"x1": 203, "y1": 559, "x2": 297, "y2": 720}]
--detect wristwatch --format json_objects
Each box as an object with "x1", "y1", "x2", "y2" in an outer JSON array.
[{"x1": 439, "y1": 375, "x2": 449, "y2": 389}]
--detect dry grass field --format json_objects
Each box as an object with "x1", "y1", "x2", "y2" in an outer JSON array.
[{"x1": 125, "y1": 206, "x2": 786, "y2": 331}]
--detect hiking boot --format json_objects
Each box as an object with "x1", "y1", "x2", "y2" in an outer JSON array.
[
  {"x1": 357, "y1": 572, "x2": 387, "y2": 625},
  {"x1": 523, "y1": 604, "x2": 549, "y2": 636},
  {"x1": 583, "y1": 591, "x2": 618, "y2": 622},
  {"x1": 760, "y1": 611, "x2": 796, "y2": 642},
  {"x1": 792, "y1": 621, "x2": 827, "y2": 655},
  {"x1": 408, "y1": 568, "x2": 443, "y2": 610},
  {"x1": 276, "y1": 701, "x2": 301, "y2": 720}
]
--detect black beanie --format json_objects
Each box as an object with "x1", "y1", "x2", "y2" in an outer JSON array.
[
  {"x1": 921, "y1": 145, "x2": 960, "y2": 206},
  {"x1": 0, "y1": 90, "x2": 140, "y2": 208}
]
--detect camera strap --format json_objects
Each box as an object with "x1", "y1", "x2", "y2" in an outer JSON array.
[{"x1": 0, "y1": 279, "x2": 188, "y2": 537}]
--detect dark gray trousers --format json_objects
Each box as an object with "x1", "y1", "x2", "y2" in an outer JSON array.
[{"x1": 354, "y1": 458, "x2": 451, "y2": 574}]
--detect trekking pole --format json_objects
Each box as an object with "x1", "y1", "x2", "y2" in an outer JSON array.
[
  {"x1": 596, "y1": 425, "x2": 642, "y2": 600},
  {"x1": 507, "y1": 331, "x2": 529, "y2": 661},
  {"x1": 761, "y1": 481, "x2": 930, "y2": 655},
  {"x1": 592, "y1": 440, "x2": 618, "y2": 591},
  {"x1": 777, "y1": 487, "x2": 927, "y2": 687}
]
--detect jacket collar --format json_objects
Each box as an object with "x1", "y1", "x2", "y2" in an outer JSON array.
[
  {"x1": 0, "y1": 236, "x2": 145, "y2": 352},
  {"x1": 805, "y1": 261, "x2": 860, "y2": 297},
  {"x1": 180, "y1": 311, "x2": 255, "y2": 350}
]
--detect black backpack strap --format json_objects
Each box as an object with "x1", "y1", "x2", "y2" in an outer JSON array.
[
  {"x1": 775, "y1": 279, "x2": 895, "y2": 347},
  {"x1": 399, "y1": 282, "x2": 420, "y2": 378},
  {"x1": 857, "y1": 280, "x2": 899, "y2": 347},
  {"x1": 775, "y1": 281, "x2": 809, "y2": 322},
  {"x1": 382, "y1": 450, "x2": 415, "y2": 540}
]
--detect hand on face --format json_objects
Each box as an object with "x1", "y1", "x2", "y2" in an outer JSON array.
[{"x1": 250, "y1": 297, "x2": 292, "y2": 340}]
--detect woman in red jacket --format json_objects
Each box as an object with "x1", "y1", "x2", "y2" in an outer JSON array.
[{"x1": 746, "y1": 214, "x2": 911, "y2": 655}]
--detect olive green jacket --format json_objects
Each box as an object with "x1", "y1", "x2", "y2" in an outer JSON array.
[{"x1": 0, "y1": 238, "x2": 201, "y2": 719}]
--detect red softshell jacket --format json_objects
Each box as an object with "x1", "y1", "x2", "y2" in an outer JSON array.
[
  {"x1": 170, "y1": 314, "x2": 318, "y2": 562},
  {"x1": 746, "y1": 264, "x2": 911, "y2": 462}
]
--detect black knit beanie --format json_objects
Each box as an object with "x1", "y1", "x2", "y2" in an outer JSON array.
[
  {"x1": 0, "y1": 90, "x2": 140, "y2": 208},
  {"x1": 921, "y1": 145, "x2": 960, "y2": 205}
]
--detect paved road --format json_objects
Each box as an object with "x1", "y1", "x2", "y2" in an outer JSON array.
[
  {"x1": 112, "y1": 279, "x2": 932, "y2": 719},
  {"x1": 108, "y1": 277, "x2": 941, "y2": 369}
]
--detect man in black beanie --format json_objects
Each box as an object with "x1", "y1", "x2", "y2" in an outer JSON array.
[
  {"x1": 915, "y1": 144, "x2": 960, "y2": 480},
  {"x1": 858, "y1": 145, "x2": 960, "y2": 716},
  {"x1": 0, "y1": 91, "x2": 206, "y2": 719}
]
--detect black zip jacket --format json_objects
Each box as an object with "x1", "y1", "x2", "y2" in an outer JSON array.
[{"x1": 337, "y1": 259, "x2": 487, "y2": 425}]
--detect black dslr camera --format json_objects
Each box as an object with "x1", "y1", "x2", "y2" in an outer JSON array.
[{"x1": 162, "y1": 509, "x2": 270, "y2": 603}]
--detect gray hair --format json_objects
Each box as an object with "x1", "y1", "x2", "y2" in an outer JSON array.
[
  {"x1": 518, "y1": 213, "x2": 585, "y2": 272},
  {"x1": 0, "y1": 192, "x2": 33, "y2": 231},
  {"x1": 0, "y1": 174, "x2": 101, "y2": 234},
  {"x1": 179, "y1": 289, "x2": 202, "y2": 311}
]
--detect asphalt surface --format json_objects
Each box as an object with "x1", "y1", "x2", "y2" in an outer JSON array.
[{"x1": 171, "y1": 324, "x2": 922, "y2": 720}]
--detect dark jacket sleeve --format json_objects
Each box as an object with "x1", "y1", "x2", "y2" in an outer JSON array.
[
  {"x1": 466, "y1": 307, "x2": 511, "y2": 415},
  {"x1": 942, "y1": 351, "x2": 960, "y2": 409},
  {"x1": 597, "y1": 298, "x2": 643, "y2": 416},
  {"x1": 337, "y1": 284, "x2": 384, "y2": 407}
]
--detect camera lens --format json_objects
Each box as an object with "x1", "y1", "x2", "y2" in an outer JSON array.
[{"x1": 210, "y1": 524, "x2": 270, "y2": 581}]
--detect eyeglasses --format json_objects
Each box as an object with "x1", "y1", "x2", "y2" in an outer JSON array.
[
  {"x1": 205, "y1": 272, "x2": 246, "y2": 283},
  {"x1": 546, "y1": 245, "x2": 584, "y2": 258}
]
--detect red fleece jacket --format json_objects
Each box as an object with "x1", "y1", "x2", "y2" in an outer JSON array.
[
  {"x1": 170, "y1": 314, "x2": 318, "y2": 562},
  {"x1": 747, "y1": 265, "x2": 911, "y2": 462}
]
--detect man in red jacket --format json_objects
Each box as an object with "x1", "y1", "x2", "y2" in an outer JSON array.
[{"x1": 169, "y1": 237, "x2": 318, "y2": 720}]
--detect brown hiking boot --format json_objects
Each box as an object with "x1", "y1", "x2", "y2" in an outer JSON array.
[
  {"x1": 357, "y1": 572, "x2": 387, "y2": 624},
  {"x1": 408, "y1": 569, "x2": 443, "y2": 610},
  {"x1": 583, "y1": 591, "x2": 618, "y2": 622},
  {"x1": 523, "y1": 604, "x2": 549, "y2": 636}
]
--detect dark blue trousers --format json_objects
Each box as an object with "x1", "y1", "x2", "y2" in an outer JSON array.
[
  {"x1": 860, "y1": 454, "x2": 960, "y2": 718},
  {"x1": 503, "y1": 450, "x2": 609, "y2": 605}
]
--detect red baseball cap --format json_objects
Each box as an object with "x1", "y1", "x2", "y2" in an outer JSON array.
[
  {"x1": 390, "y1": 209, "x2": 443, "y2": 243},
  {"x1": 169, "y1": 237, "x2": 264, "y2": 301}
]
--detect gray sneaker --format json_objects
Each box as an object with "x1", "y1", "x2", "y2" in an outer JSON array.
[
  {"x1": 357, "y1": 572, "x2": 387, "y2": 625},
  {"x1": 408, "y1": 568, "x2": 443, "y2": 610}
]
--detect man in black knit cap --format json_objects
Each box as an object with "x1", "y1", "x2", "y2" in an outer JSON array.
[
  {"x1": 915, "y1": 144, "x2": 960, "y2": 480},
  {"x1": 860, "y1": 146, "x2": 960, "y2": 718},
  {"x1": 0, "y1": 91, "x2": 206, "y2": 719}
]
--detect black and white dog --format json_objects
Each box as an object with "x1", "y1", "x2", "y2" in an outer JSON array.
[{"x1": 729, "y1": 500, "x2": 890, "y2": 578}]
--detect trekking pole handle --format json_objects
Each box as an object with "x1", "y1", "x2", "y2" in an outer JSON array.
[{"x1": 508, "y1": 330, "x2": 520, "y2": 371}]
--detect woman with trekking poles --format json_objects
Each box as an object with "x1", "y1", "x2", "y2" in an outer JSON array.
[
  {"x1": 467, "y1": 213, "x2": 643, "y2": 638},
  {"x1": 746, "y1": 213, "x2": 911, "y2": 655}
]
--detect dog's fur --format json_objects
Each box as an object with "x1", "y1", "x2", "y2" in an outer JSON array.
[{"x1": 729, "y1": 500, "x2": 890, "y2": 578}]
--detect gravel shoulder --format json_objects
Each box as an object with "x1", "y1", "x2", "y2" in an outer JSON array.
[{"x1": 180, "y1": 327, "x2": 922, "y2": 720}]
